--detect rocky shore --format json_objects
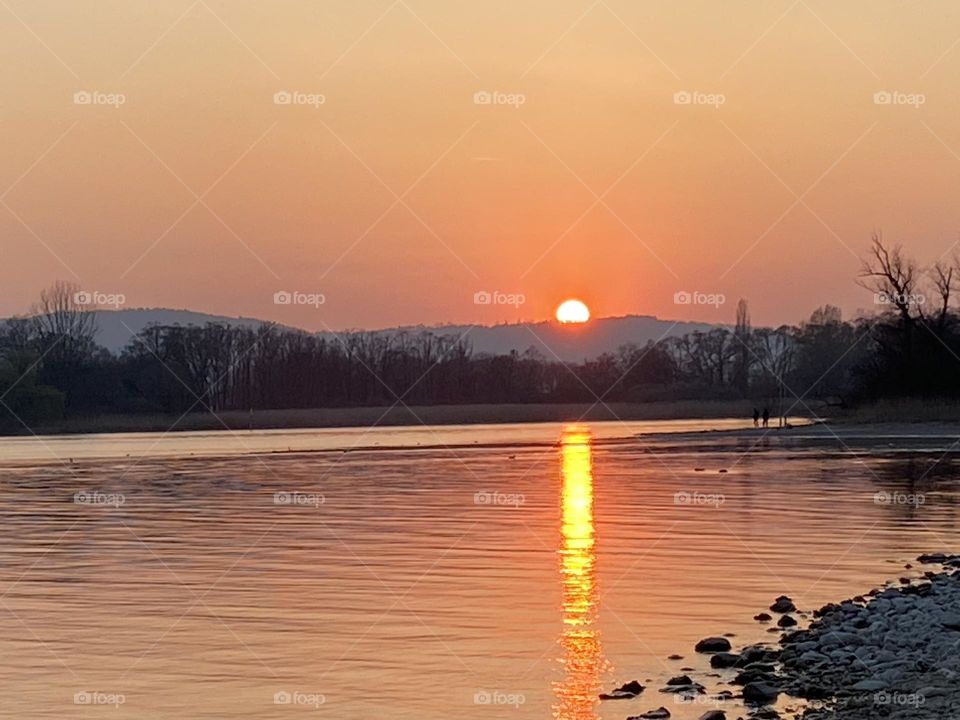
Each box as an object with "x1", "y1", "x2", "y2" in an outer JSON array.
[
  {"x1": 603, "y1": 554, "x2": 960, "y2": 720},
  {"x1": 779, "y1": 553, "x2": 960, "y2": 719}
]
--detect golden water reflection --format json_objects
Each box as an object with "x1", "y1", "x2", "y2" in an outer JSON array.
[{"x1": 553, "y1": 427, "x2": 605, "y2": 720}]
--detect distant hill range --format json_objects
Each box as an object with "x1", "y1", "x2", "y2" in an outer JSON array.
[{"x1": 82, "y1": 309, "x2": 720, "y2": 362}]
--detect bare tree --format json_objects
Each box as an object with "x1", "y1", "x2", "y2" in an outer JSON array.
[
  {"x1": 858, "y1": 232, "x2": 921, "y2": 324},
  {"x1": 31, "y1": 281, "x2": 97, "y2": 364},
  {"x1": 929, "y1": 260, "x2": 956, "y2": 331}
]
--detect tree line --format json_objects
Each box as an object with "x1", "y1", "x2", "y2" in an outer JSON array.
[{"x1": 2, "y1": 234, "x2": 960, "y2": 428}]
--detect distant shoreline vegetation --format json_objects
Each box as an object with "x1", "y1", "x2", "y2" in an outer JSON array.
[{"x1": 2, "y1": 235, "x2": 960, "y2": 435}]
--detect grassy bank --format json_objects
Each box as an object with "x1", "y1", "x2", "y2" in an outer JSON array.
[{"x1": 19, "y1": 400, "x2": 787, "y2": 436}]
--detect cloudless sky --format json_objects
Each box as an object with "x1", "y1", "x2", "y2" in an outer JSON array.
[{"x1": 2, "y1": 0, "x2": 960, "y2": 330}]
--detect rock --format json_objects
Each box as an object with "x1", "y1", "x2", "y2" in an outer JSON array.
[
  {"x1": 777, "y1": 614, "x2": 798, "y2": 628},
  {"x1": 770, "y1": 595, "x2": 797, "y2": 613},
  {"x1": 659, "y1": 676, "x2": 705, "y2": 695},
  {"x1": 695, "y1": 637, "x2": 732, "y2": 653},
  {"x1": 599, "y1": 679, "x2": 644, "y2": 699},
  {"x1": 941, "y1": 614, "x2": 960, "y2": 631},
  {"x1": 754, "y1": 612, "x2": 773, "y2": 622},
  {"x1": 850, "y1": 678, "x2": 886, "y2": 691},
  {"x1": 733, "y1": 668, "x2": 776, "y2": 686},
  {"x1": 667, "y1": 654, "x2": 683, "y2": 660},
  {"x1": 709, "y1": 652, "x2": 740, "y2": 668},
  {"x1": 742, "y1": 682, "x2": 779, "y2": 704},
  {"x1": 738, "y1": 645, "x2": 779, "y2": 665},
  {"x1": 698, "y1": 712, "x2": 726, "y2": 720},
  {"x1": 629, "y1": 709, "x2": 670, "y2": 720}
]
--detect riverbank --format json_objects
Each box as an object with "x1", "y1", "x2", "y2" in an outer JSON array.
[
  {"x1": 781, "y1": 554, "x2": 960, "y2": 719},
  {"x1": 12, "y1": 398, "x2": 960, "y2": 441},
  {"x1": 13, "y1": 400, "x2": 786, "y2": 437},
  {"x1": 630, "y1": 555, "x2": 960, "y2": 720}
]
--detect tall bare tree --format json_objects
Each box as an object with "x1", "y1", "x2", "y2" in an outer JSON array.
[{"x1": 31, "y1": 281, "x2": 97, "y2": 365}]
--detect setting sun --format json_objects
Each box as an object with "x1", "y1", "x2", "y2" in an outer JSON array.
[{"x1": 556, "y1": 299, "x2": 591, "y2": 324}]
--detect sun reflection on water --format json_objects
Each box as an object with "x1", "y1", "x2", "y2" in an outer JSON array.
[{"x1": 553, "y1": 427, "x2": 605, "y2": 720}]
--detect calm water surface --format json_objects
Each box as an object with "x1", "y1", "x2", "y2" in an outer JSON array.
[{"x1": 1, "y1": 419, "x2": 958, "y2": 719}]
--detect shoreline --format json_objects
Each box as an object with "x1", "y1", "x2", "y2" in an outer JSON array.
[
  {"x1": 616, "y1": 555, "x2": 960, "y2": 720},
  {"x1": 8, "y1": 400, "x2": 795, "y2": 437},
  {"x1": 777, "y1": 554, "x2": 960, "y2": 719},
  {"x1": 11, "y1": 396, "x2": 960, "y2": 439}
]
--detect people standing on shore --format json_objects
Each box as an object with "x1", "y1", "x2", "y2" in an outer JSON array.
[
  {"x1": 762, "y1": 407, "x2": 770, "y2": 428},
  {"x1": 752, "y1": 408, "x2": 760, "y2": 427}
]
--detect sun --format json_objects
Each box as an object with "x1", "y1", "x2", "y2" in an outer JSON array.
[{"x1": 556, "y1": 299, "x2": 590, "y2": 324}]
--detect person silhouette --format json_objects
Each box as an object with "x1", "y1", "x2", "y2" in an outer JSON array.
[
  {"x1": 762, "y1": 407, "x2": 770, "y2": 428},
  {"x1": 752, "y1": 408, "x2": 760, "y2": 427}
]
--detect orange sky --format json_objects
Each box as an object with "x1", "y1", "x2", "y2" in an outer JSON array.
[{"x1": 2, "y1": 0, "x2": 960, "y2": 331}]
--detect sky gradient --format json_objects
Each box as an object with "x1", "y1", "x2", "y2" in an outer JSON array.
[{"x1": 2, "y1": 0, "x2": 960, "y2": 331}]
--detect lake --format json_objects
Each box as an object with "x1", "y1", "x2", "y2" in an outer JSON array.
[{"x1": 0, "y1": 419, "x2": 957, "y2": 718}]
